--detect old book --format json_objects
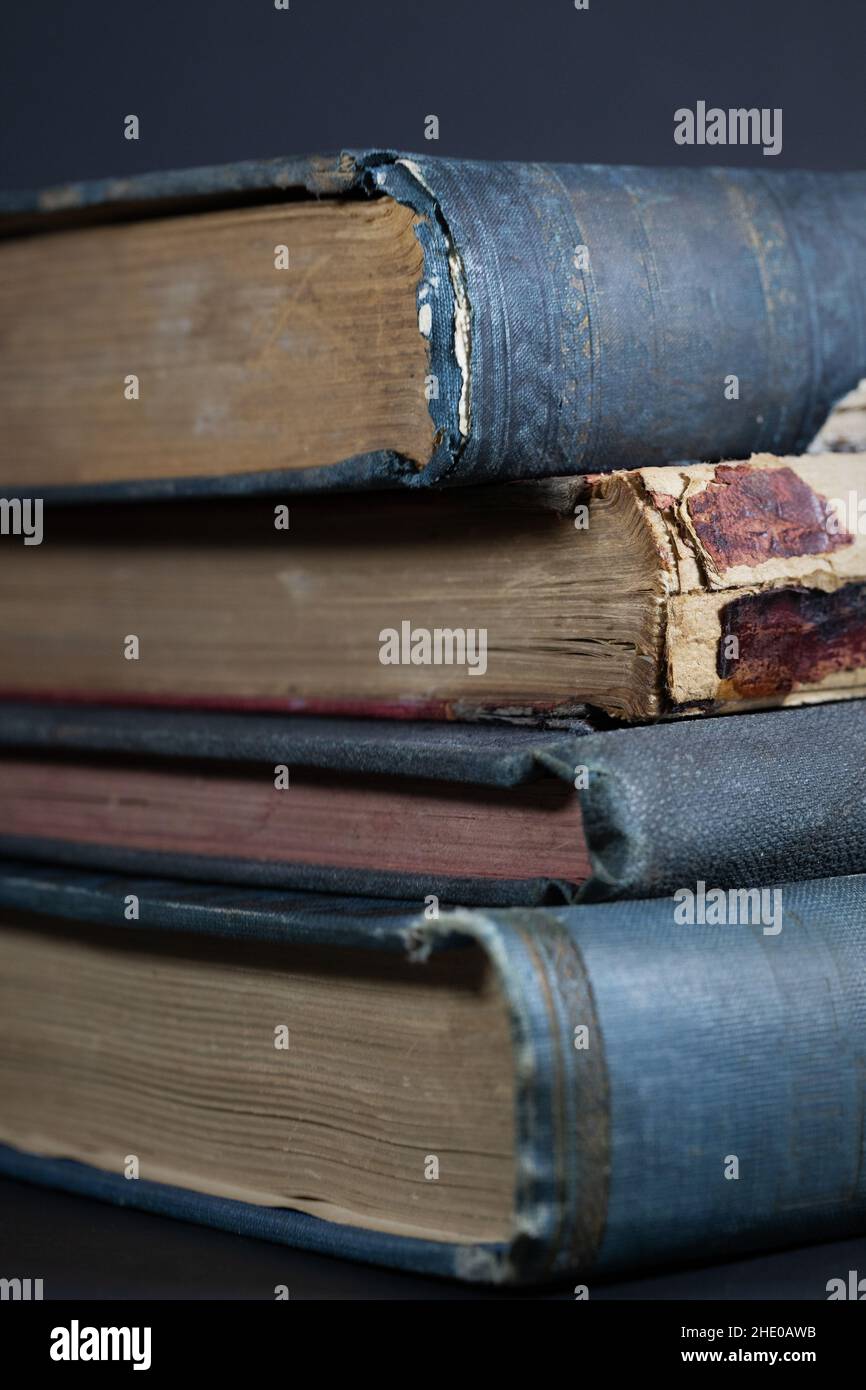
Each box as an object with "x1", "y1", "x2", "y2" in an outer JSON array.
[
  {"x1": 1, "y1": 863, "x2": 864, "y2": 1284},
  {"x1": 2, "y1": 453, "x2": 866, "y2": 720},
  {"x1": 2, "y1": 153, "x2": 865, "y2": 497},
  {"x1": 1, "y1": 699, "x2": 866, "y2": 904}
]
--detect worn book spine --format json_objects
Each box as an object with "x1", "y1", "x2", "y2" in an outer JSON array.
[
  {"x1": 589, "y1": 451, "x2": 866, "y2": 716},
  {"x1": 3, "y1": 152, "x2": 865, "y2": 496},
  {"x1": 1, "y1": 699, "x2": 865, "y2": 903},
  {"x1": 0, "y1": 863, "x2": 863, "y2": 1284}
]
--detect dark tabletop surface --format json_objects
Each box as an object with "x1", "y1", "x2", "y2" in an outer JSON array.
[{"x1": 2, "y1": 1177, "x2": 863, "y2": 1301}]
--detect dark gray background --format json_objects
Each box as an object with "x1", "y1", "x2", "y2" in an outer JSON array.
[{"x1": 1, "y1": 0, "x2": 863, "y2": 193}]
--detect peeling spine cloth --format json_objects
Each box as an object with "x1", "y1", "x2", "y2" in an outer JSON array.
[{"x1": 394, "y1": 158, "x2": 472, "y2": 443}]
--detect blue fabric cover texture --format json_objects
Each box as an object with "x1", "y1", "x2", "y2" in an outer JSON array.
[
  {"x1": 4, "y1": 152, "x2": 865, "y2": 497},
  {"x1": 0, "y1": 862, "x2": 864, "y2": 1284}
]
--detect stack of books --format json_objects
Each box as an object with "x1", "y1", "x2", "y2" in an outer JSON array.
[{"x1": 1, "y1": 150, "x2": 866, "y2": 1288}]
